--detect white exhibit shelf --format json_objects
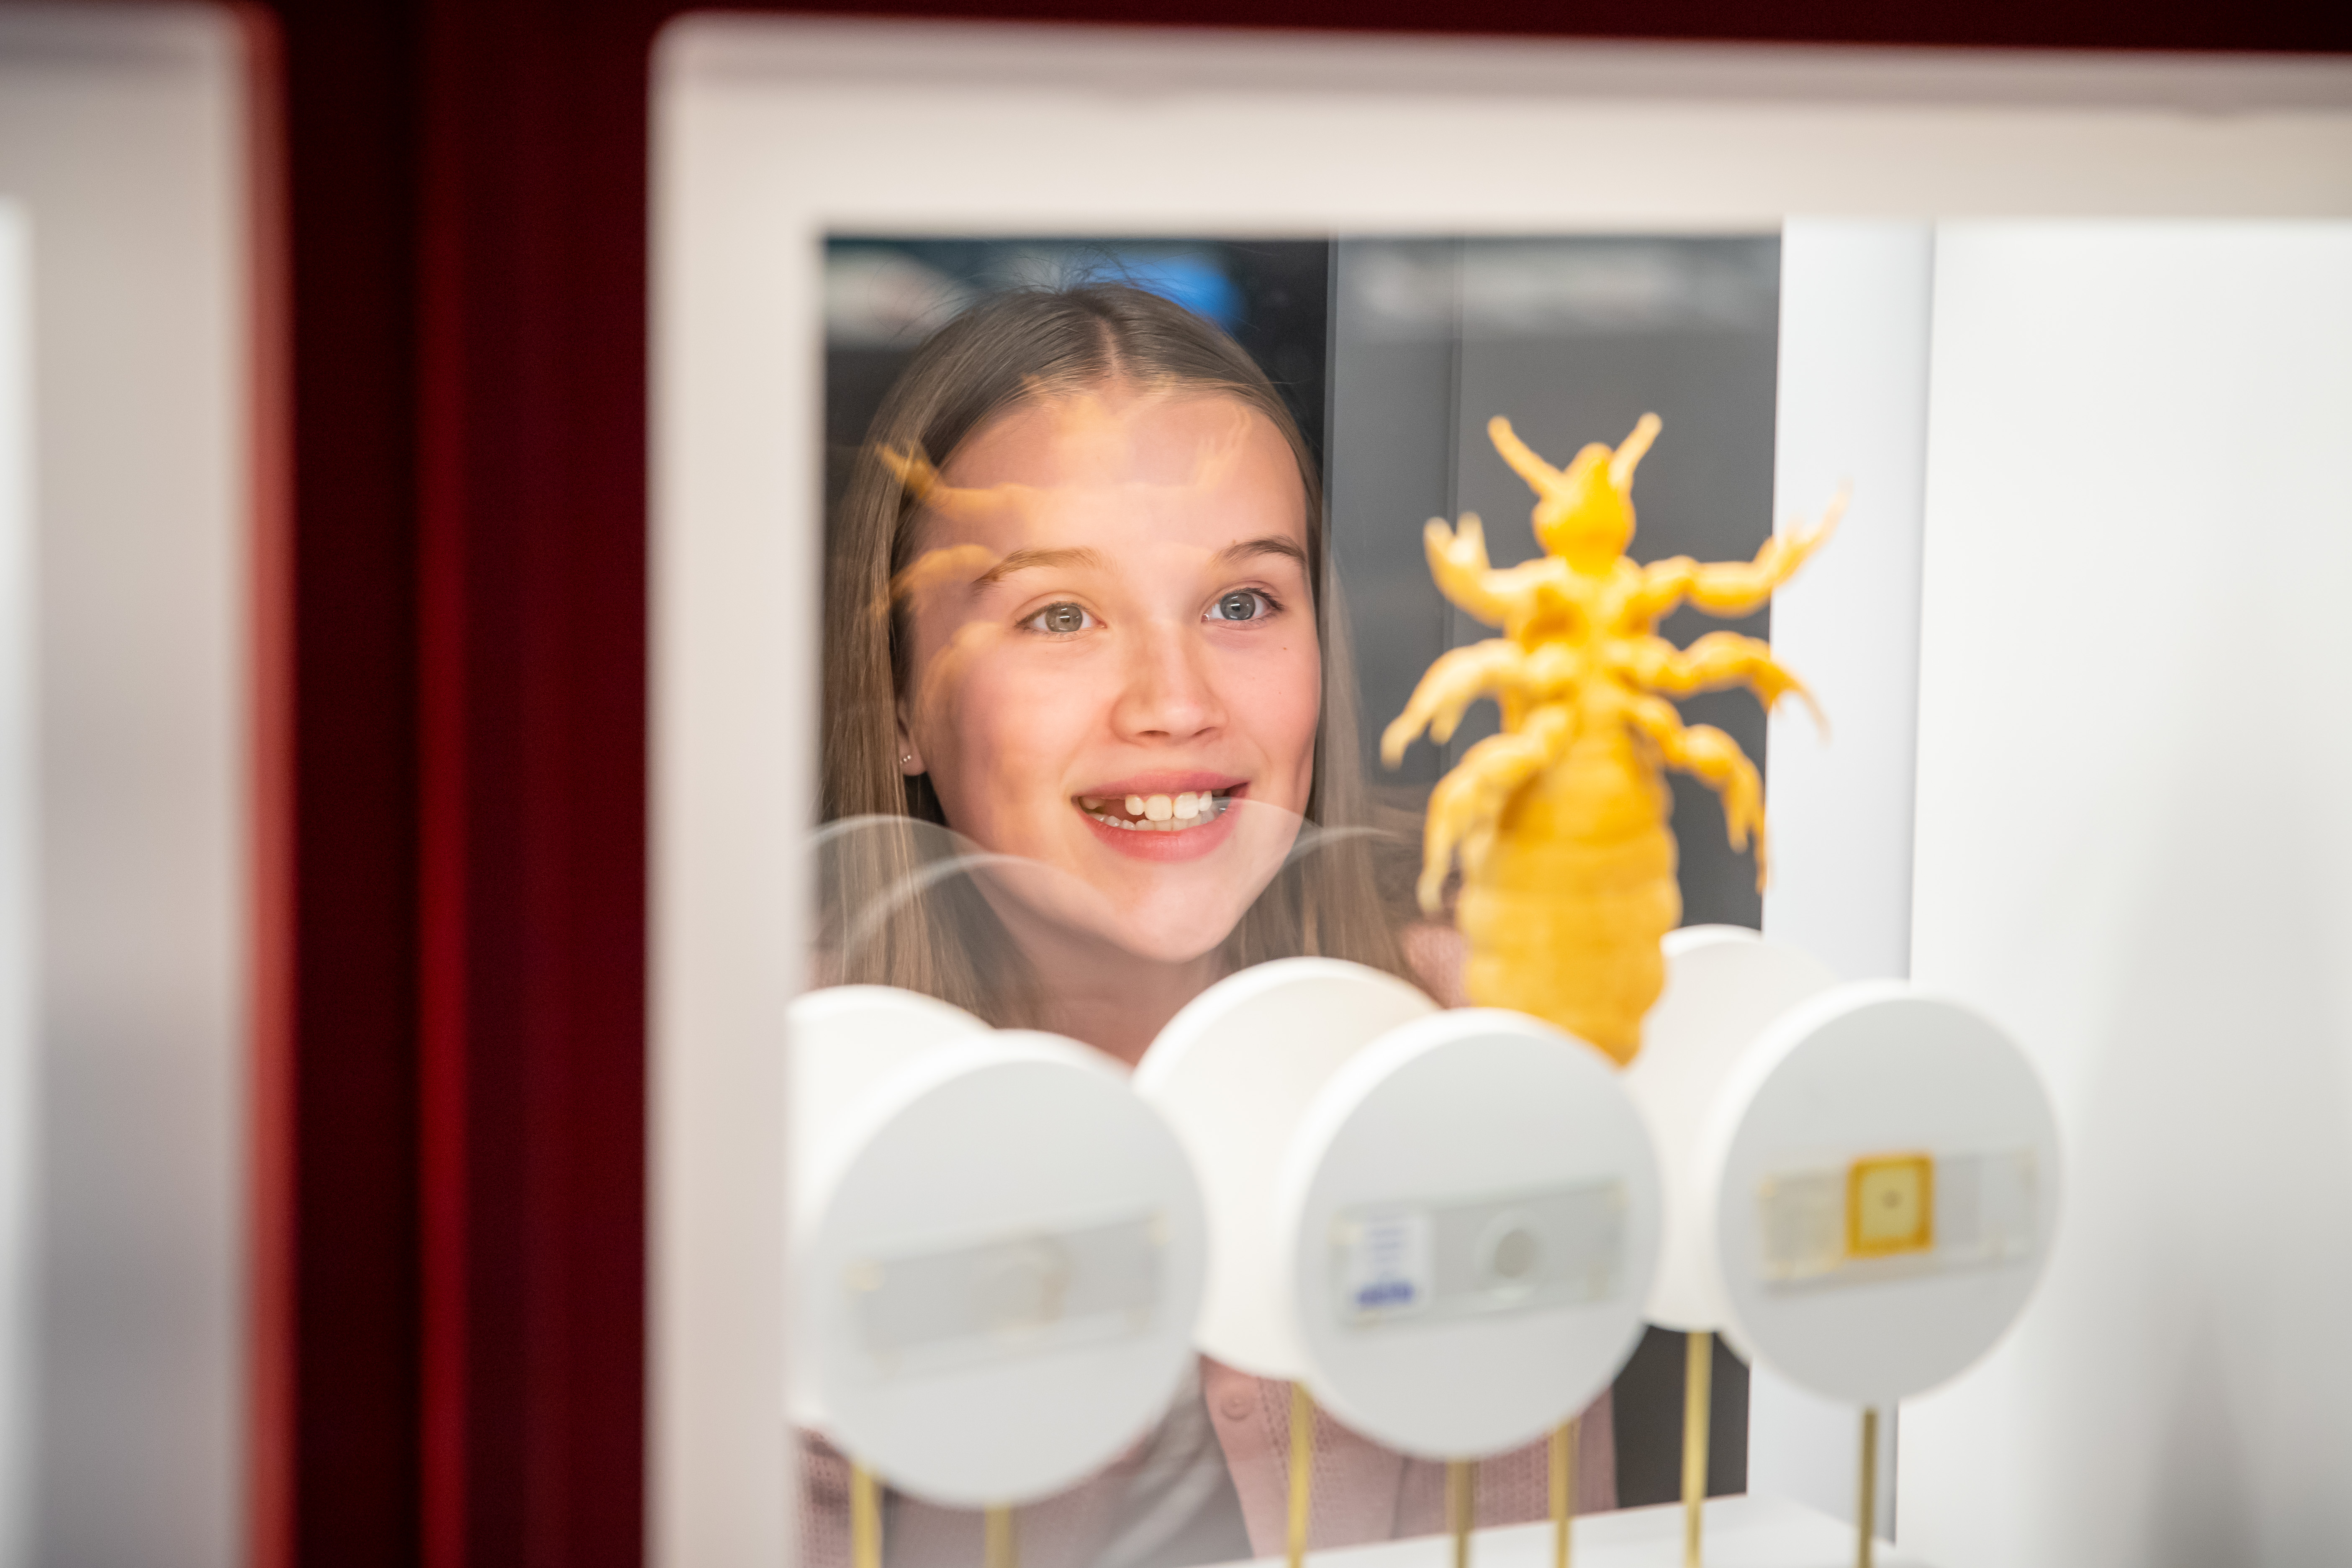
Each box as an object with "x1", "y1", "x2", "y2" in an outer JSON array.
[{"x1": 1217, "y1": 1494, "x2": 1918, "y2": 1568}]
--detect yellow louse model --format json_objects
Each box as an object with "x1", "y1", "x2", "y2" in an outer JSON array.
[{"x1": 1380, "y1": 414, "x2": 1841, "y2": 1066}]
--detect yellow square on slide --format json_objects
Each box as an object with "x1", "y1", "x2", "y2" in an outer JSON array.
[{"x1": 1847, "y1": 1153, "x2": 1935, "y2": 1258}]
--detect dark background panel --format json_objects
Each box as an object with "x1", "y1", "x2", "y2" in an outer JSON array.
[
  {"x1": 1332, "y1": 237, "x2": 1783, "y2": 929},
  {"x1": 1326, "y1": 241, "x2": 1461, "y2": 794},
  {"x1": 1452, "y1": 239, "x2": 1782, "y2": 932},
  {"x1": 1611, "y1": 1328, "x2": 1752, "y2": 1506}
]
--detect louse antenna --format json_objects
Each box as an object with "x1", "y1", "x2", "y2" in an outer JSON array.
[
  {"x1": 1609, "y1": 413, "x2": 1663, "y2": 489},
  {"x1": 1487, "y1": 416, "x2": 1568, "y2": 498}
]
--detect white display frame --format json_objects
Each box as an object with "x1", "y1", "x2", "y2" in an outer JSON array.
[{"x1": 650, "y1": 23, "x2": 2352, "y2": 1565}]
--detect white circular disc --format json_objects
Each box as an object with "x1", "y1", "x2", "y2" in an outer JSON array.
[
  {"x1": 794, "y1": 1029, "x2": 1207, "y2": 1506},
  {"x1": 1279, "y1": 1010, "x2": 1662, "y2": 1459},
  {"x1": 1701, "y1": 983, "x2": 2062, "y2": 1407},
  {"x1": 1133, "y1": 958, "x2": 1437, "y2": 1376},
  {"x1": 788, "y1": 985, "x2": 991, "y2": 1177},
  {"x1": 1621, "y1": 928, "x2": 1836, "y2": 1331}
]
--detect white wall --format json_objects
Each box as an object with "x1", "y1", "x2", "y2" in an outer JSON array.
[
  {"x1": 1899, "y1": 222, "x2": 2352, "y2": 1568},
  {"x1": 1754, "y1": 218, "x2": 1933, "y2": 1530},
  {"x1": 0, "y1": 7, "x2": 253, "y2": 1565}
]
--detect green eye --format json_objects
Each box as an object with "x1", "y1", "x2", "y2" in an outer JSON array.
[
  {"x1": 1209, "y1": 590, "x2": 1267, "y2": 622},
  {"x1": 1029, "y1": 602, "x2": 1094, "y2": 634}
]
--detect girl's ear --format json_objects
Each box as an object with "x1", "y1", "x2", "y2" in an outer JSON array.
[{"x1": 894, "y1": 706, "x2": 925, "y2": 776}]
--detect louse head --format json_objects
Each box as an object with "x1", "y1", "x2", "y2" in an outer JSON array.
[{"x1": 1494, "y1": 413, "x2": 1662, "y2": 574}]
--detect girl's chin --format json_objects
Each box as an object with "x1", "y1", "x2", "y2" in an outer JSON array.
[
  {"x1": 1053, "y1": 897, "x2": 1249, "y2": 966},
  {"x1": 1099, "y1": 918, "x2": 1243, "y2": 967},
  {"x1": 1017, "y1": 893, "x2": 1254, "y2": 971}
]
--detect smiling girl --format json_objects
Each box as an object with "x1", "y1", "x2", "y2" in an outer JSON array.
[
  {"x1": 824, "y1": 283, "x2": 1405, "y2": 1057},
  {"x1": 812, "y1": 284, "x2": 1613, "y2": 1568}
]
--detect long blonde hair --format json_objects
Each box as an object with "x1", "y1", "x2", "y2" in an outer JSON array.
[{"x1": 819, "y1": 283, "x2": 1409, "y2": 1024}]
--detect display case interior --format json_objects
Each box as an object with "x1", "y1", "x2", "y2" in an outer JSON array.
[{"x1": 806, "y1": 232, "x2": 1807, "y2": 1565}]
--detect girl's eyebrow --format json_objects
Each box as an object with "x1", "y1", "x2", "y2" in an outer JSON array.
[
  {"x1": 1217, "y1": 536, "x2": 1308, "y2": 570},
  {"x1": 971, "y1": 537, "x2": 1302, "y2": 589},
  {"x1": 973, "y1": 545, "x2": 1109, "y2": 586}
]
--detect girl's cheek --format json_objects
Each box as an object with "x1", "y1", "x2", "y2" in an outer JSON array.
[
  {"x1": 908, "y1": 618, "x2": 1012, "y2": 745},
  {"x1": 1258, "y1": 642, "x2": 1322, "y2": 766},
  {"x1": 958, "y1": 649, "x2": 1099, "y2": 778}
]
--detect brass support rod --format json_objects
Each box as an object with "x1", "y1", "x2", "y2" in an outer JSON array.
[
  {"x1": 1682, "y1": 1330, "x2": 1713, "y2": 1568},
  {"x1": 1287, "y1": 1383, "x2": 1314, "y2": 1568},
  {"x1": 984, "y1": 1504, "x2": 1015, "y2": 1568},
  {"x1": 1856, "y1": 1407, "x2": 1880, "y2": 1568},
  {"x1": 1447, "y1": 1458, "x2": 1474, "y2": 1568},
  {"x1": 1549, "y1": 1419, "x2": 1578, "y2": 1568},
  {"x1": 850, "y1": 1462, "x2": 882, "y2": 1568}
]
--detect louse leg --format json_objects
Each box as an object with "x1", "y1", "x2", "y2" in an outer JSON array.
[
  {"x1": 1634, "y1": 490, "x2": 1846, "y2": 622},
  {"x1": 1418, "y1": 706, "x2": 1576, "y2": 912},
  {"x1": 1381, "y1": 640, "x2": 1532, "y2": 766},
  {"x1": 1692, "y1": 491, "x2": 1846, "y2": 615},
  {"x1": 1423, "y1": 515, "x2": 1519, "y2": 628},
  {"x1": 1634, "y1": 631, "x2": 1826, "y2": 733},
  {"x1": 1625, "y1": 695, "x2": 1769, "y2": 888}
]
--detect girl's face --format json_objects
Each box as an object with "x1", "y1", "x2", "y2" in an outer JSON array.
[{"x1": 894, "y1": 386, "x2": 1320, "y2": 965}]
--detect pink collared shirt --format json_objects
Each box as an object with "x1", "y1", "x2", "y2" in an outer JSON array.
[{"x1": 799, "y1": 1368, "x2": 1617, "y2": 1568}]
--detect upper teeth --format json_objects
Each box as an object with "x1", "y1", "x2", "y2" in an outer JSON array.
[{"x1": 1081, "y1": 790, "x2": 1229, "y2": 831}]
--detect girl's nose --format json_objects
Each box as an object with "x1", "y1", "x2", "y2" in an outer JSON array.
[{"x1": 1111, "y1": 622, "x2": 1224, "y2": 742}]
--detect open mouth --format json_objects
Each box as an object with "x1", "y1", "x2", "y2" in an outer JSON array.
[{"x1": 1076, "y1": 788, "x2": 1235, "y2": 833}]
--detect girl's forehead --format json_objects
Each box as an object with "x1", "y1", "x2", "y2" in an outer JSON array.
[
  {"x1": 948, "y1": 387, "x2": 1286, "y2": 491},
  {"x1": 923, "y1": 389, "x2": 1308, "y2": 554}
]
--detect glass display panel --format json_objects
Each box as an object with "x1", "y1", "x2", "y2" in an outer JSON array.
[{"x1": 809, "y1": 233, "x2": 1782, "y2": 1565}]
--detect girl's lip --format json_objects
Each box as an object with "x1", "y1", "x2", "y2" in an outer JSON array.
[{"x1": 1075, "y1": 791, "x2": 1244, "y2": 862}]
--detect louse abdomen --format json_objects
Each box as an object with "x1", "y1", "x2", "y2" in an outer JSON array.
[{"x1": 1457, "y1": 729, "x2": 1679, "y2": 1065}]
